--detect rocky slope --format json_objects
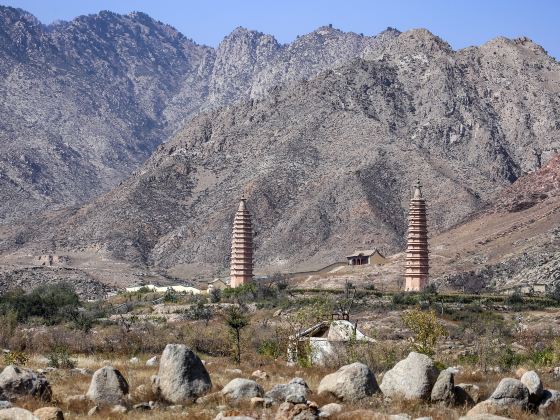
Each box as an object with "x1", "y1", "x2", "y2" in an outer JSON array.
[
  {"x1": 432, "y1": 154, "x2": 560, "y2": 292},
  {"x1": 0, "y1": 6, "x2": 396, "y2": 222},
  {"x1": 4, "y1": 29, "x2": 559, "y2": 282}
]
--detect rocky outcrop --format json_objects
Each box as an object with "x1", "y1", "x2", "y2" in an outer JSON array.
[
  {"x1": 467, "y1": 378, "x2": 529, "y2": 416},
  {"x1": 430, "y1": 370, "x2": 455, "y2": 405},
  {"x1": 153, "y1": 344, "x2": 211, "y2": 404},
  {"x1": 317, "y1": 362, "x2": 379, "y2": 401},
  {"x1": 275, "y1": 400, "x2": 319, "y2": 420},
  {"x1": 221, "y1": 378, "x2": 264, "y2": 401},
  {"x1": 0, "y1": 5, "x2": 398, "y2": 224},
  {"x1": 265, "y1": 378, "x2": 309, "y2": 403},
  {"x1": 0, "y1": 366, "x2": 51, "y2": 401},
  {"x1": 455, "y1": 383, "x2": 480, "y2": 404},
  {"x1": 318, "y1": 403, "x2": 343, "y2": 417},
  {"x1": 538, "y1": 389, "x2": 560, "y2": 416},
  {"x1": 488, "y1": 378, "x2": 529, "y2": 408},
  {"x1": 380, "y1": 352, "x2": 439, "y2": 400},
  {"x1": 86, "y1": 366, "x2": 129, "y2": 405},
  {"x1": 146, "y1": 356, "x2": 159, "y2": 367},
  {"x1": 0, "y1": 407, "x2": 38, "y2": 419},
  {"x1": 520, "y1": 370, "x2": 543, "y2": 404},
  {"x1": 32, "y1": 407, "x2": 63, "y2": 420},
  {"x1": 5, "y1": 21, "x2": 560, "y2": 285}
]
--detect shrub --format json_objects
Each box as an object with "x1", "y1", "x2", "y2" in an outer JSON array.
[
  {"x1": 498, "y1": 347, "x2": 525, "y2": 369},
  {"x1": 222, "y1": 284, "x2": 257, "y2": 304},
  {"x1": 224, "y1": 306, "x2": 250, "y2": 364},
  {"x1": 0, "y1": 309, "x2": 18, "y2": 347},
  {"x1": 0, "y1": 283, "x2": 80, "y2": 324},
  {"x1": 3, "y1": 350, "x2": 28, "y2": 366},
  {"x1": 506, "y1": 291, "x2": 524, "y2": 305},
  {"x1": 209, "y1": 288, "x2": 221, "y2": 303},
  {"x1": 257, "y1": 339, "x2": 282, "y2": 359},
  {"x1": 46, "y1": 345, "x2": 76, "y2": 369},
  {"x1": 401, "y1": 309, "x2": 446, "y2": 356}
]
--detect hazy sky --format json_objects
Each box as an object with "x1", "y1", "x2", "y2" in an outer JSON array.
[{"x1": 3, "y1": 0, "x2": 559, "y2": 59}]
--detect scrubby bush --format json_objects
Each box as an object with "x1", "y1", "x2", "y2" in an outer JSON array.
[
  {"x1": 224, "y1": 305, "x2": 250, "y2": 364},
  {"x1": 402, "y1": 309, "x2": 446, "y2": 356},
  {"x1": 3, "y1": 350, "x2": 28, "y2": 366},
  {"x1": 46, "y1": 345, "x2": 76, "y2": 369},
  {"x1": 209, "y1": 287, "x2": 221, "y2": 303},
  {"x1": 0, "y1": 283, "x2": 80, "y2": 324}
]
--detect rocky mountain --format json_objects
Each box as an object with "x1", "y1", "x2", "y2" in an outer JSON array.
[
  {"x1": 432, "y1": 154, "x2": 560, "y2": 292},
  {"x1": 0, "y1": 6, "x2": 396, "y2": 222},
  {"x1": 4, "y1": 29, "x2": 559, "y2": 283}
]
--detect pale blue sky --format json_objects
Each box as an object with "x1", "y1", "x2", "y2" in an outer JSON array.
[{"x1": 3, "y1": 0, "x2": 559, "y2": 59}]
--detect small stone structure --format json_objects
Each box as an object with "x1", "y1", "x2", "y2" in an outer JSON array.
[
  {"x1": 230, "y1": 198, "x2": 254, "y2": 288},
  {"x1": 346, "y1": 249, "x2": 387, "y2": 266},
  {"x1": 34, "y1": 254, "x2": 69, "y2": 266},
  {"x1": 289, "y1": 320, "x2": 374, "y2": 365},
  {"x1": 405, "y1": 178, "x2": 429, "y2": 291}
]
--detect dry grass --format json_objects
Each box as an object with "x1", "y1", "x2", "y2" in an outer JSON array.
[{"x1": 4, "y1": 301, "x2": 560, "y2": 419}]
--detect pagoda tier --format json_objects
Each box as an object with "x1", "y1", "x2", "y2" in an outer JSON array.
[
  {"x1": 230, "y1": 198, "x2": 254, "y2": 288},
  {"x1": 405, "y1": 179, "x2": 429, "y2": 291}
]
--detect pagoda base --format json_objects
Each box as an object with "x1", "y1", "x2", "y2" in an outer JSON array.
[
  {"x1": 405, "y1": 276, "x2": 428, "y2": 292},
  {"x1": 230, "y1": 275, "x2": 252, "y2": 288}
]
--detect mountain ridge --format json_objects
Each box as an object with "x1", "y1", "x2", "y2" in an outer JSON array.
[
  {"x1": 3, "y1": 26, "x2": 558, "y2": 287},
  {"x1": 0, "y1": 5, "x2": 398, "y2": 221}
]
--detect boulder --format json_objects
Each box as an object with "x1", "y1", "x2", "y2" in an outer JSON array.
[
  {"x1": 488, "y1": 378, "x2": 529, "y2": 408},
  {"x1": 275, "y1": 401, "x2": 319, "y2": 420},
  {"x1": 317, "y1": 362, "x2": 379, "y2": 401},
  {"x1": 459, "y1": 415, "x2": 512, "y2": 420},
  {"x1": 538, "y1": 389, "x2": 560, "y2": 416},
  {"x1": 430, "y1": 369, "x2": 455, "y2": 404},
  {"x1": 129, "y1": 357, "x2": 139, "y2": 364},
  {"x1": 214, "y1": 413, "x2": 256, "y2": 420},
  {"x1": 379, "y1": 352, "x2": 439, "y2": 400},
  {"x1": 33, "y1": 407, "x2": 64, "y2": 420},
  {"x1": 0, "y1": 366, "x2": 52, "y2": 401},
  {"x1": 221, "y1": 378, "x2": 264, "y2": 401},
  {"x1": 455, "y1": 383, "x2": 480, "y2": 404},
  {"x1": 86, "y1": 366, "x2": 129, "y2": 405},
  {"x1": 154, "y1": 344, "x2": 212, "y2": 403},
  {"x1": 0, "y1": 402, "x2": 11, "y2": 409},
  {"x1": 318, "y1": 403, "x2": 343, "y2": 417},
  {"x1": 251, "y1": 370, "x2": 269, "y2": 380},
  {"x1": 514, "y1": 367, "x2": 527, "y2": 379},
  {"x1": 111, "y1": 405, "x2": 127, "y2": 413},
  {"x1": 467, "y1": 378, "x2": 529, "y2": 417},
  {"x1": 87, "y1": 406, "x2": 99, "y2": 416},
  {"x1": 0, "y1": 408, "x2": 38, "y2": 419},
  {"x1": 266, "y1": 378, "x2": 309, "y2": 403},
  {"x1": 146, "y1": 356, "x2": 159, "y2": 367},
  {"x1": 336, "y1": 410, "x2": 381, "y2": 420},
  {"x1": 132, "y1": 402, "x2": 152, "y2": 411},
  {"x1": 250, "y1": 397, "x2": 272, "y2": 408},
  {"x1": 466, "y1": 401, "x2": 503, "y2": 416},
  {"x1": 520, "y1": 370, "x2": 543, "y2": 404}
]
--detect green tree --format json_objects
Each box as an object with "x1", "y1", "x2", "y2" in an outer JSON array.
[
  {"x1": 401, "y1": 309, "x2": 446, "y2": 356},
  {"x1": 224, "y1": 306, "x2": 250, "y2": 364},
  {"x1": 209, "y1": 287, "x2": 222, "y2": 303}
]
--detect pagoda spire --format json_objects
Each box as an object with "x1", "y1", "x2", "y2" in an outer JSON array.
[
  {"x1": 405, "y1": 177, "x2": 429, "y2": 291},
  {"x1": 230, "y1": 197, "x2": 254, "y2": 288}
]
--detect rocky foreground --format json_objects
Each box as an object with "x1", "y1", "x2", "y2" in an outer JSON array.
[{"x1": 1, "y1": 346, "x2": 559, "y2": 419}]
